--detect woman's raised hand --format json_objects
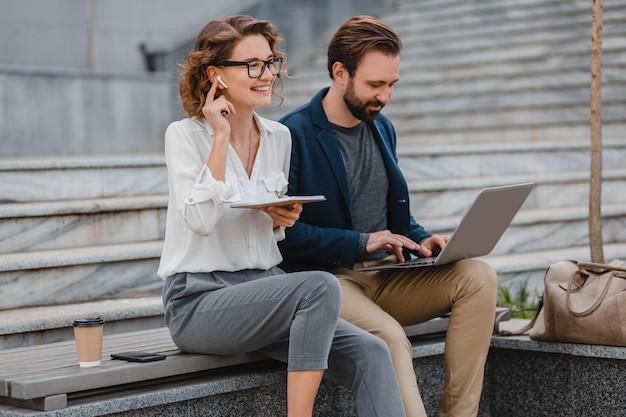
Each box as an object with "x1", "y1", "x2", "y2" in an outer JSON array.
[
  {"x1": 202, "y1": 79, "x2": 235, "y2": 141},
  {"x1": 203, "y1": 78, "x2": 235, "y2": 180}
]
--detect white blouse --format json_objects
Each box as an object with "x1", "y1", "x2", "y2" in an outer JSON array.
[{"x1": 157, "y1": 114, "x2": 291, "y2": 279}]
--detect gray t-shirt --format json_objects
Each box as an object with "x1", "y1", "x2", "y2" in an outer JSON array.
[{"x1": 331, "y1": 121, "x2": 389, "y2": 261}]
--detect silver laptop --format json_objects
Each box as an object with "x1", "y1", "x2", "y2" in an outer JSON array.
[{"x1": 354, "y1": 182, "x2": 534, "y2": 271}]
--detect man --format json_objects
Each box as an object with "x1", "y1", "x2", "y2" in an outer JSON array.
[{"x1": 278, "y1": 15, "x2": 497, "y2": 417}]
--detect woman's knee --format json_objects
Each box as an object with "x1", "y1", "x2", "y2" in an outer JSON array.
[
  {"x1": 353, "y1": 330, "x2": 394, "y2": 363},
  {"x1": 296, "y1": 270, "x2": 342, "y2": 313}
]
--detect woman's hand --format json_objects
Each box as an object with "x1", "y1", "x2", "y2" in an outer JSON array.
[
  {"x1": 203, "y1": 78, "x2": 235, "y2": 181},
  {"x1": 262, "y1": 203, "x2": 303, "y2": 228},
  {"x1": 201, "y1": 79, "x2": 235, "y2": 143}
]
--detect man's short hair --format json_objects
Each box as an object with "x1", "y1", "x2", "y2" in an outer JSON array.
[{"x1": 327, "y1": 15, "x2": 402, "y2": 79}]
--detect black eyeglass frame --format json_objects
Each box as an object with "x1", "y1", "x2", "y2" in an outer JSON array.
[{"x1": 217, "y1": 57, "x2": 284, "y2": 79}]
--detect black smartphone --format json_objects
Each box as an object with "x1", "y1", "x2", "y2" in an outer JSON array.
[{"x1": 111, "y1": 351, "x2": 166, "y2": 363}]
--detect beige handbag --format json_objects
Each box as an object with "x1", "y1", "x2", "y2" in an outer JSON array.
[{"x1": 497, "y1": 259, "x2": 626, "y2": 347}]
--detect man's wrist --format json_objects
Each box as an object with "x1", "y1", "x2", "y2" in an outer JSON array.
[{"x1": 357, "y1": 233, "x2": 370, "y2": 258}]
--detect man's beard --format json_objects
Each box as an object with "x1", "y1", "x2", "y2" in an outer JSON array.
[{"x1": 342, "y1": 78, "x2": 384, "y2": 123}]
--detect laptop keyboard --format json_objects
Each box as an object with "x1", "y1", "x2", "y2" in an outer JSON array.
[
  {"x1": 396, "y1": 257, "x2": 436, "y2": 267},
  {"x1": 354, "y1": 256, "x2": 436, "y2": 271}
]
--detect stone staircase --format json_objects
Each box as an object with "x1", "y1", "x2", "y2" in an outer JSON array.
[
  {"x1": 382, "y1": 0, "x2": 626, "y2": 291},
  {"x1": 263, "y1": 0, "x2": 626, "y2": 145},
  {"x1": 2, "y1": 0, "x2": 626, "y2": 349},
  {"x1": 0, "y1": 156, "x2": 168, "y2": 348},
  {"x1": 259, "y1": 0, "x2": 626, "y2": 287}
]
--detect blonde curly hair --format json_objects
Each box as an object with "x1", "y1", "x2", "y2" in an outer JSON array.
[{"x1": 178, "y1": 15, "x2": 286, "y2": 118}]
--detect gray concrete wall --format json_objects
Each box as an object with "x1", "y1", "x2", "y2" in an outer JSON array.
[
  {"x1": 0, "y1": 67, "x2": 175, "y2": 156},
  {"x1": 0, "y1": 0, "x2": 263, "y2": 72},
  {"x1": 0, "y1": 0, "x2": 394, "y2": 157},
  {"x1": 0, "y1": 0, "x2": 393, "y2": 72}
]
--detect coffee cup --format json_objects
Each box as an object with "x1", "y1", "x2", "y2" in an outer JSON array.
[{"x1": 73, "y1": 317, "x2": 105, "y2": 368}]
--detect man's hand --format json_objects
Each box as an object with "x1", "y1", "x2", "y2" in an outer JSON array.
[
  {"x1": 366, "y1": 230, "x2": 420, "y2": 262},
  {"x1": 416, "y1": 234, "x2": 450, "y2": 258},
  {"x1": 262, "y1": 203, "x2": 303, "y2": 228}
]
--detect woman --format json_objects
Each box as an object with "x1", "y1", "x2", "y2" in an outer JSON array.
[{"x1": 158, "y1": 16, "x2": 406, "y2": 417}]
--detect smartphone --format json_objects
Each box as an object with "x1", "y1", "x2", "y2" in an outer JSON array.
[
  {"x1": 111, "y1": 351, "x2": 166, "y2": 363},
  {"x1": 216, "y1": 75, "x2": 228, "y2": 89}
]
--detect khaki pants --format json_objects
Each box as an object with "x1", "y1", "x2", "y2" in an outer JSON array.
[{"x1": 336, "y1": 258, "x2": 497, "y2": 417}]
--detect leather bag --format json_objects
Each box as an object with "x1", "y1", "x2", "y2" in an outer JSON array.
[{"x1": 497, "y1": 259, "x2": 626, "y2": 347}]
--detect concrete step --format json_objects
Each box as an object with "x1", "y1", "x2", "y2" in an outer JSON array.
[
  {"x1": 0, "y1": 154, "x2": 167, "y2": 203},
  {"x1": 0, "y1": 297, "x2": 164, "y2": 350},
  {"x1": 393, "y1": 68, "x2": 626, "y2": 105},
  {"x1": 0, "y1": 195, "x2": 167, "y2": 254},
  {"x1": 397, "y1": 138, "x2": 626, "y2": 179},
  {"x1": 387, "y1": 105, "x2": 626, "y2": 146},
  {"x1": 423, "y1": 202, "x2": 626, "y2": 256},
  {"x1": 408, "y1": 168, "x2": 626, "y2": 218},
  {"x1": 388, "y1": 84, "x2": 626, "y2": 117},
  {"x1": 0, "y1": 241, "x2": 163, "y2": 310},
  {"x1": 387, "y1": 0, "x2": 608, "y2": 30},
  {"x1": 391, "y1": 1, "x2": 626, "y2": 49},
  {"x1": 397, "y1": 25, "x2": 626, "y2": 72}
]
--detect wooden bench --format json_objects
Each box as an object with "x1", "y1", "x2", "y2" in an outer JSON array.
[
  {"x1": 0, "y1": 327, "x2": 266, "y2": 411},
  {"x1": 3, "y1": 317, "x2": 624, "y2": 416},
  {"x1": 0, "y1": 311, "x2": 503, "y2": 414}
]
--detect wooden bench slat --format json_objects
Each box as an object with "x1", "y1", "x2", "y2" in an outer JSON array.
[
  {"x1": 0, "y1": 328, "x2": 173, "y2": 365},
  {"x1": 0, "y1": 329, "x2": 178, "y2": 382},
  {"x1": 0, "y1": 327, "x2": 267, "y2": 403},
  {"x1": 11, "y1": 351, "x2": 265, "y2": 400},
  {"x1": 0, "y1": 343, "x2": 181, "y2": 385},
  {"x1": 0, "y1": 329, "x2": 179, "y2": 396}
]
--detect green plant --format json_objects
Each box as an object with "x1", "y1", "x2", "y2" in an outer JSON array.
[{"x1": 497, "y1": 278, "x2": 541, "y2": 319}]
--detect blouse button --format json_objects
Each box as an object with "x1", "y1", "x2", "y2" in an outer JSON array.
[{"x1": 188, "y1": 198, "x2": 193, "y2": 203}]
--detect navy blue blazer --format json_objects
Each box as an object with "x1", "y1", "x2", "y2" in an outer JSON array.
[{"x1": 278, "y1": 88, "x2": 431, "y2": 272}]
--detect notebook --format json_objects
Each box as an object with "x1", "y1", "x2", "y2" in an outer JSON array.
[
  {"x1": 230, "y1": 195, "x2": 326, "y2": 209},
  {"x1": 354, "y1": 182, "x2": 534, "y2": 271}
]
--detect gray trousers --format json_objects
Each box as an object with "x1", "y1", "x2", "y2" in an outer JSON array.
[{"x1": 163, "y1": 268, "x2": 406, "y2": 417}]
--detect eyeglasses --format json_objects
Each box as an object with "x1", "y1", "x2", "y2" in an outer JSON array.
[{"x1": 218, "y1": 57, "x2": 284, "y2": 79}]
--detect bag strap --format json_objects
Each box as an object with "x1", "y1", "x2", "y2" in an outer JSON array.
[
  {"x1": 494, "y1": 298, "x2": 543, "y2": 336},
  {"x1": 577, "y1": 260, "x2": 626, "y2": 275},
  {"x1": 566, "y1": 259, "x2": 626, "y2": 317}
]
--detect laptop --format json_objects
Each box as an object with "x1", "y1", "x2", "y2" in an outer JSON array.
[{"x1": 354, "y1": 182, "x2": 534, "y2": 271}]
